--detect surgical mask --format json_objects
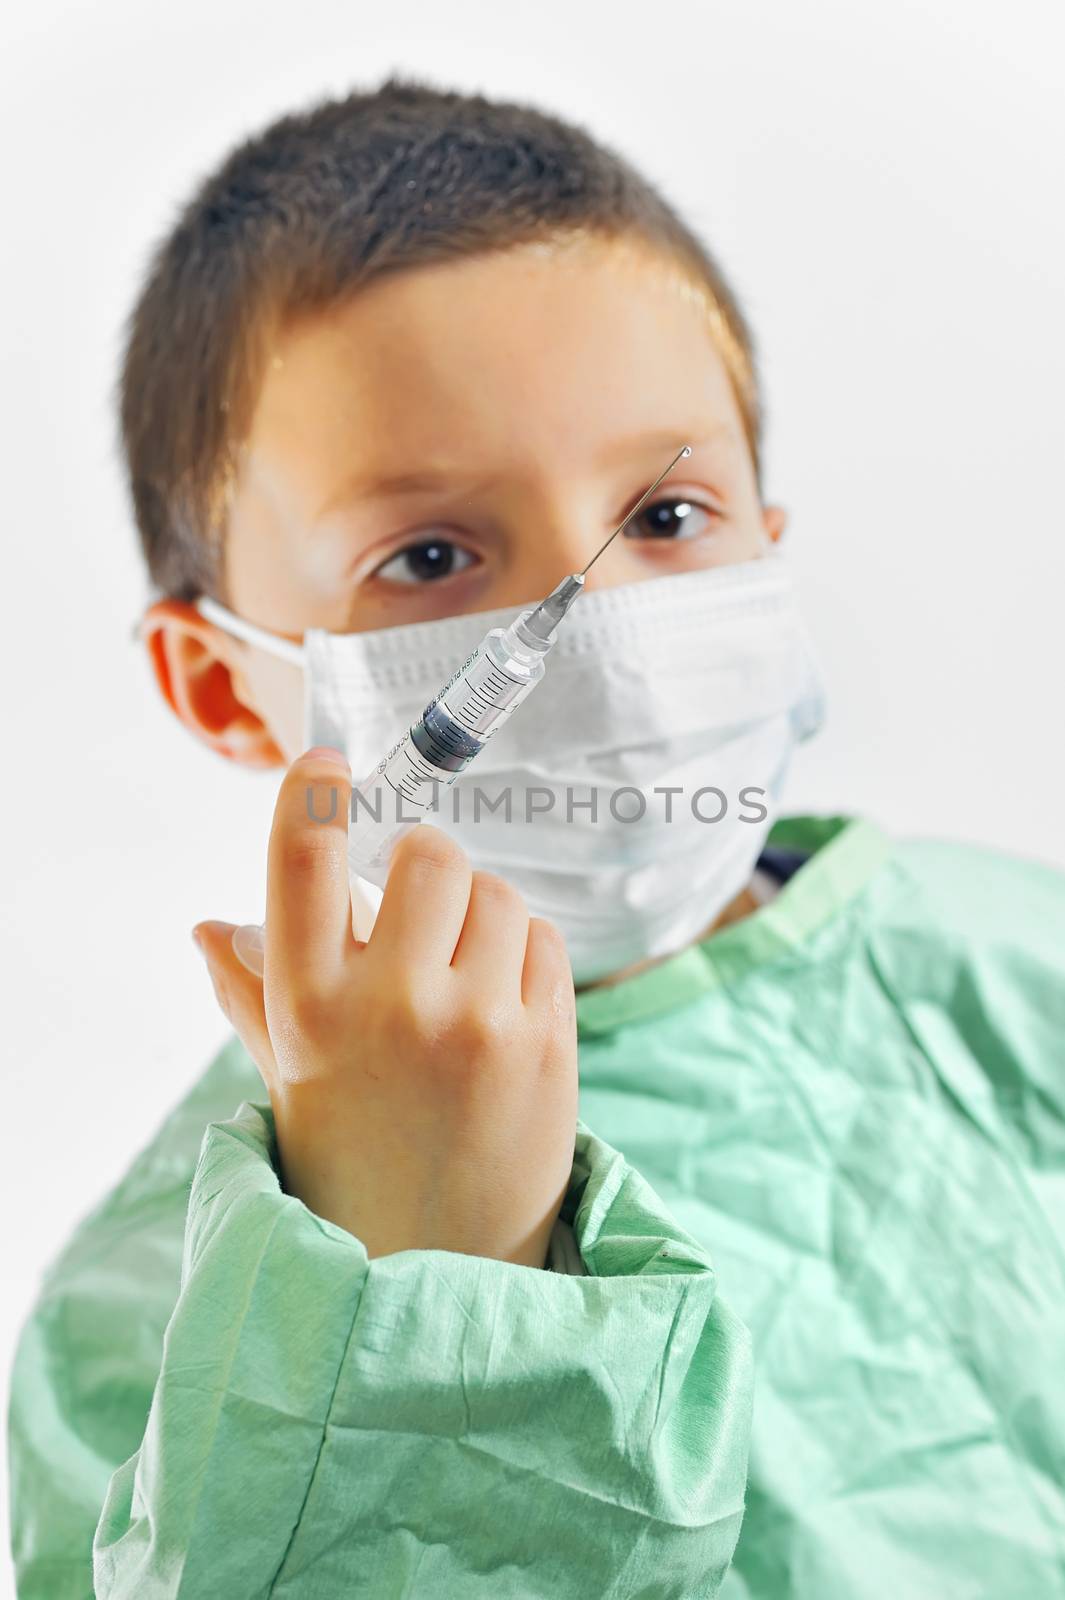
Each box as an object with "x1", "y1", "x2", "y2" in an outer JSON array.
[{"x1": 196, "y1": 551, "x2": 826, "y2": 985}]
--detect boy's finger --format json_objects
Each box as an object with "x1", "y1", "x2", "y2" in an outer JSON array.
[
  {"x1": 193, "y1": 920, "x2": 276, "y2": 1083},
  {"x1": 521, "y1": 917, "x2": 575, "y2": 1019},
  {"x1": 369, "y1": 824, "x2": 473, "y2": 971},
  {"x1": 266, "y1": 748, "x2": 353, "y2": 991},
  {"x1": 450, "y1": 872, "x2": 529, "y2": 1003}
]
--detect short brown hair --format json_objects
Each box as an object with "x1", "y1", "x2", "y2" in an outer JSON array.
[{"x1": 119, "y1": 75, "x2": 764, "y2": 604}]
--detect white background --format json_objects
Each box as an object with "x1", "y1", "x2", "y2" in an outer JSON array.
[{"x1": 1, "y1": 0, "x2": 1063, "y2": 1586}]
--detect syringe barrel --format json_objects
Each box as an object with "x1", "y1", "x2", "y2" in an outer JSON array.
[{"x1": 348, "y1": 618, "x2": 547, "y2": 886}]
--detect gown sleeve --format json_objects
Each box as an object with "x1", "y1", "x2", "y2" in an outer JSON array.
[{"x1": 85, "y1": 1099, "x2": 752, "y2": 1598}]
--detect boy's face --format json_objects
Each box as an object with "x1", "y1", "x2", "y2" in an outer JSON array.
[{"x1": 144, "y1": 232, "x2": 785, "y2": 767}]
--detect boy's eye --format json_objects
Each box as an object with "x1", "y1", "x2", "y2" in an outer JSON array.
[
  {"x1": 624, "y1": 496, "x2": 718, "y2": 540},
  {"x1": 372, "y1": 539, "x2": 478, "y2": 585}
]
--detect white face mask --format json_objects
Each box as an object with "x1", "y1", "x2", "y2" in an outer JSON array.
[{"x1": 195, "y1": 551, "x2": 826, "y2": 985}]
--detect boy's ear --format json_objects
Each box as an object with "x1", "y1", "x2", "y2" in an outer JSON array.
[
  {"x1": 140, "y1": 599, "x2": 285, "y2": 768},
  {"x1": 762, "y1": 504, "x2": 787, "y2": 544}
]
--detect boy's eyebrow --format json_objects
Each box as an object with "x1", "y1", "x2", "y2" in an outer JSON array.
[
  {"x1": 597, "y1": 424, "x2": 733, "y2": 464},
  {"x1": 317, "y1": 425, "x2": 733, "y2": 518},
  {"x1": 316, "y1": 466, "x2": 502, "y2": 519}
]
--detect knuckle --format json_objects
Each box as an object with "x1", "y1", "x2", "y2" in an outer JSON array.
[
  {"x1": 445, "y1": 997, "x2": 514, "y2": 1061},
  {"x1": 528, "y1": 1001, "x2": 577, "y2": 1070},
  {"x1": 395, "y1": 824, "x2": 468, "y2": 876},
  {"x1": 381, "y1": 972, "x2": 425, "y2": 1029},
  {"x1": 376, "y1": 968, "x2": 453, "y2": 1051},
  {"x1": 282, "y1": 977, "x2": 336, "y2": 1036},
  {"x1": 528, "y1": 916, "x2": 569, "y2": 964},
  {"x1": 471, "y1": 871, "x2": 527, "y2": 917},
  {"x1": 275, "y1": 831, "x2": 341, "y2": 881}
]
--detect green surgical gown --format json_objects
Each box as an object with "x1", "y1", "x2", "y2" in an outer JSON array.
[{"x1": 8, "y1": 814, "x2": 1065, "y2": 1596}]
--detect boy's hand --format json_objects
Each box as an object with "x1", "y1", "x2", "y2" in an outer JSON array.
[{"x1": 192, "y1": 747, "x2": 579, "y2": 1268}]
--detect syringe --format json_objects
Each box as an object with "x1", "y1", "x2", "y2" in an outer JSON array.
[{"x1": 347, "y1": 444, "x2": 692, "y2": 898}]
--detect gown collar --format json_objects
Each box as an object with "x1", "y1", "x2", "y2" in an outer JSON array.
[{"x1": 574, "y1": 814, "x2": 892, "y2": 1037}]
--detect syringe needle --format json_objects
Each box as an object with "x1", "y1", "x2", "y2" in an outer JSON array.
[
  {"x1": 579, "y1": 444, "x2": 693, "y2": 577},
  {"x1": 518, "y1": 443, "x2": 695, "y2": 644}
]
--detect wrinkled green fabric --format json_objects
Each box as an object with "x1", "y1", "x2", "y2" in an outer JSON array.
[
  {"x1": 8, "y1": 1080, "x2": 751, "y2": 1597},
  {"x1": 9, "y1": 813, "x2": 1065, "y2": 1596},
  {"x1": 576, "y1": 815, "x2": 1065, "y2": 1596}
]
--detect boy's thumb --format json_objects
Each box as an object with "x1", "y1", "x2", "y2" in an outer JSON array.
[{"x1": 192, "y1": 920, "x2": 276, "y2": 1085}]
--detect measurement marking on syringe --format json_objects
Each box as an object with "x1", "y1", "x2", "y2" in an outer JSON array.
[
  {"x1": 383, "y1": 772, "x2": 434, "y2": 808},
  {"x1": 382, "y1": 751, "x2": 441, "y2": 786},
  {"x1": 434, "y1": 730, "x2": 474, "y2": 754},
  {"x1": 396, "y1": 755, "x2": 440, "y2": 782},
  {"x1": 465, "y1": 669, "x2": 511, "y2": 694},
  {"x1": 462, "y1": 694, "x2": 497, "y2": 718},
  {"x1": 457, "y1": 700, "x2": 494, "y2": 720},
  {"x1": 463, "y1": 680, "x2": 511, "y2": 703},
  {"x1": 463, "y1": 683, "x2": 505, "y2": 707}
]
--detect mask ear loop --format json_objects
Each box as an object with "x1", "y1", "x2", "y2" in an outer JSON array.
[
  {"x1": 192, "y1": 595, "x2": 306, "y2": 668},
  {"x1": 753, "y1": 522, "x2": 778, "y2": 559}
]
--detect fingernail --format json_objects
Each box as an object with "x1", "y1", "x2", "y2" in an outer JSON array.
[
  {"x1": 232, "y1": 923, "x2": 266, "y2": 977},
  {"x1": 191, "y1": 925, "x2": 205, "y2": 952},
  {"x1": 304, "y1": 745, "x2": 349, "y2": 769}
]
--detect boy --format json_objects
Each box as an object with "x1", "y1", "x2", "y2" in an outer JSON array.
[{"x1": 8, "y1": 76, "x2": 1065, "y2": 1599}]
